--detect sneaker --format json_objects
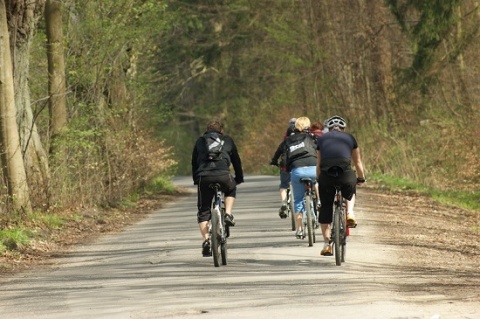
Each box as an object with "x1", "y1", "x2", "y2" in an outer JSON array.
[
  {"x1": 347, "y1": 213, "x2": 357, "y2": 228},
  {"x1": 202, "y1": 240, "x2": 211, "y2": 257},
  {"x1": 320, "y1": 244, "x2": 332, "y2": 256},
  {"x1": 225, "y1": 214, "x2": 236, "y2": 227},
  {"x1": 295, "y1": 229, "x2": 304, "y2": 239},
  {"x1": 278, "y1": 205, "x2": 288, "y2": 219}
]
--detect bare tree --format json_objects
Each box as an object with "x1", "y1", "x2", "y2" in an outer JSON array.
[
  {"x1": 0, "y1": 0, "x2": 32, "y2": 214},
  {"x1": 45, "y1": 0, "x2": 67, "y2": 153},
  {"x1": 7, "y1": 0, "x2": 49, "y2": 206}
]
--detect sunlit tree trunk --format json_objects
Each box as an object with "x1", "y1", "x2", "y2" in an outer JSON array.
[
  {"x1": 0, "y1": 0, "x2": 32, "y2": 214},
  {"x1": 45, "y1": 0, "x2": 67, "y2": 154},
  {"x1": 8, "y1": 0, "x2": 49, "y2": 206}
]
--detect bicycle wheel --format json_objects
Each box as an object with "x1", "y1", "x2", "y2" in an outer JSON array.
[
  {"x1": 311, "y1": 200, "x2": 317, "y2": 244},
  {"x1": 340, "y1": 209, "x2": 346, "y2": 263},
  {"x1": 289, "y1": 188, "x2": 295, "y2": 231},
  {"x1": 210, "y1": 206, "x2": 221, "y2": 267},
  {"x1": 220, "y1": 211, "x2": 228, "y2": 265},
  {"x1": 305, "y1": 195, "x2": 314, "y2": 247},
  {"x1": 333, "y1": 205, "x2": 342, "y2": 266}
]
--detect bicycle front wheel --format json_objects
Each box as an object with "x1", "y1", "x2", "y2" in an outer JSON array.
[
  {"x1": 210, "y1": 207, "x2": 221, "y2": 267},
  {"x1": 305, "y1": 195, "x2": 314, "y2": 247},
  {"x1": 333, "y1": 206, "x2": 342, "y2": 266}
]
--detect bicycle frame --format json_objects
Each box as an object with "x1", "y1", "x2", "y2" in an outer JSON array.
[{"x1": 209, "y1": 183, "x2": 228, "y2": 267}]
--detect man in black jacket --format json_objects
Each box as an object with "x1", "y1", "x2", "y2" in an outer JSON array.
[{"x1": 192, "y1": 120, "x2": 244, "y2": 257}]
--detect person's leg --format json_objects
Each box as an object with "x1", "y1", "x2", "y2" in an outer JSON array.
[
  {"x1": 278, "y1": 170, "x2": 290, "y2": 218},
  {"x1": 224, "y1": 196, "x2": 235, "y2": 215},
  {"x1": 318, "y1": 173, "x2": 335, "y2": 255},
  {"x1": 279, "y1": 188, "x2": 287, "y2": 202},
  {"x1": 199, "y1": 221, "x2": 209, "y2": 241},
  {"x1": 279, "y1": 170, "x2": 290, "y2": 203},
  {"x1": 346, "y1": 194, "x2": 355, "y2": 213},
  {"x1": 341, "y1": 171, "x2": 358, "y2": 227},
  {"x1": 290, "y1": 167, "x2": 305, "y2": 237},
  {"x1": 320, "y1": 223, "x2": 331, "y2": 244},
  {"x1": 197, "y1": 176, "x2": 215, "y2": 256},
  {"x1": 221, "y1": 174, "x2": 238, "y2": 226},
  {"x1": 197, "y1": 177, "x2": 213, "y2": 240}
]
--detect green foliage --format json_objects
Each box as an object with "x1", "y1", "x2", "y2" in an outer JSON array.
[
  {"x1": 0, "y1": 228, "x2": 33, "y2": 251},
  {"x1": 370, "y1": 173, "x2": 480, "y2": 211},
  {"x1": 386, "y1": 0, "x2": 463, "y2": 91},
  {"x1": 21, "y1": 0, "x2": 480, "y2": 223},
  {"x1": 28, "y1": 211, "x2": 64, "y2": 229}
]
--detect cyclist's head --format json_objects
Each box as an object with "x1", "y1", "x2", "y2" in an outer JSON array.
[
  {"x1": 205, "y1": 120, "x2": 224, "y2": 133},
  {"x1": 294, "y1": 116, "x2": 311, "y2": 132},
  {"x1": 326, "y1": 115, "x2": 347, "y2": 131}
]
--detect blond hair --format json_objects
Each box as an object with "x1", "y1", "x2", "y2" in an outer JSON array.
[{"x1": 294, "y1": 116, "x2": 311, "y2": 131}]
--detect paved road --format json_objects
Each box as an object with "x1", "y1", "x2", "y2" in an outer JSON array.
[{"x1": 0, "y1": 175, "x2": 478, "y2": 318}]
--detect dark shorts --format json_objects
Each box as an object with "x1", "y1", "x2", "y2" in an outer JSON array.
[
  {"x1": 317, "y1": 170, "x2": 357, "y2": 224},
  {"x1": 279, "y1": 170, "x2": 290, "y2": 189},
  {"x1": 197, "y1": 174, "x2": 237, "y2": 223}
]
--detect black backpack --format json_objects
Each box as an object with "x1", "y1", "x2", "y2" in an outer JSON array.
[
  {"x1": 285, "y1": 132, "x2": 317, "y2": 168},
  {"x1": 203, "y1": 132, "x2": 225, "y2": 161}
]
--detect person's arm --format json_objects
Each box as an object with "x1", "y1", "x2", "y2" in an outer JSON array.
[
  {"x1": 352, "y1": 147, "x2": 365, "y2": 183},
  {"x1": 270, "y1": 141, "x2": 284, "y2": 165},
  {"x1": 229, "y1": 139, "x2": 244, "y2": 184},
  {"x1": 191, "y1": 141, "x2": 200, "y2": 184}
]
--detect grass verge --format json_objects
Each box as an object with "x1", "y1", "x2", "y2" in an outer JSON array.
[{"x1": 370, "y1": 173, "x2": 480, "y2": 211}]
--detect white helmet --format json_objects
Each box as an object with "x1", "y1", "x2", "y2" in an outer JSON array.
[{"x1": 326, "y1": 115, "x2": 347, "y2": 129}]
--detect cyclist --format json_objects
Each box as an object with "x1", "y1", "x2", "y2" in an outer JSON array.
[
  {"x1": 270, "y1": 118, "x2": 296, "y2": 218},
  {"x1": 191, "y1": 120, "x2": 244, "y2": 257},
  {"x1": 284, "y1": 116, "x2": 317, "y2": 239},
  {"x1": 316, "y1": 115, "x2": 366, "y2": 256}
]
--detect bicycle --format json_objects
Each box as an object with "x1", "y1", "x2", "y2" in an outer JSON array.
[
  {"x1": 330, "y1": 185, "x2": 349, "y2": 266},
  {"x1": 209, "y1": 183, "x2": 229, "y2": 267},
  {"x1": 299, "y1": 178, "x2": 318, "y2": 247}
]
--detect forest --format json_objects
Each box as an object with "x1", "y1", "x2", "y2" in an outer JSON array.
[{"x1": 0, "y1": 0, "x2": 479, "y2": 250}]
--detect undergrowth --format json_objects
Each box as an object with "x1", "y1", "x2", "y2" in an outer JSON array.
[{"x1": 370, "y1": 173, "x2": 480, "y2": 211}]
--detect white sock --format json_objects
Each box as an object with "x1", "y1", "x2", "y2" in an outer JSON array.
[
  {"x1": 347, "y1": 210, "x2": 355, "y2": 216},
  {"x1": 323, "y1": 242, "x2": 330, "y2": 248}
]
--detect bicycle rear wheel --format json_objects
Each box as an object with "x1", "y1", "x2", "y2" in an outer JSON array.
[
  {"x1": 210, "y1": 206, "x2": 221, "y2": 267},
  {"x1": 340, "y1": 210, "x2": 346, "y2": 262},
  {"x1": 220, "y1": 212, "x2": 228, "y2": 265},
  {"x1": 333, "y1": 206, "x2": 342, "y2": 266},
  {"x1": 288, "y1": 188, "x2": 295, "y2": 231},
  {"x1": 305, "y1": 195, "x2": 314, "y2": 247}
]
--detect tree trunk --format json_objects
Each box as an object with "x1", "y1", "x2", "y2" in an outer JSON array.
[
  {"x1": 0, "y1": 0, "x2": 32, "y2": 214},
  {"x1": 8, "y1": 0, "x2": 49, "y2": 207},
  {"x1": 45, "y1": 0, "x2": 67, "y2": 153}
]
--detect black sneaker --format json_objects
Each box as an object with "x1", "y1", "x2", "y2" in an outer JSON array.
[
  {"x1": 202, "y1": 240, "x2": 211, "y2": 257},
  {"x1": 225, "y1": 214, "x2": 236, "y2": 227},
  {"x1": 278, "y1": 205, "x2": 288, "y2": 219}
]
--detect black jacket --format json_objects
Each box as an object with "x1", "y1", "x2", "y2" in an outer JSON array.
[
  {"x1": 284, "y1": 131, "x2": 317, "y2": 171},
  {"x1": 191, "y1": 130, "x2": 244, "y2": 184}
]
